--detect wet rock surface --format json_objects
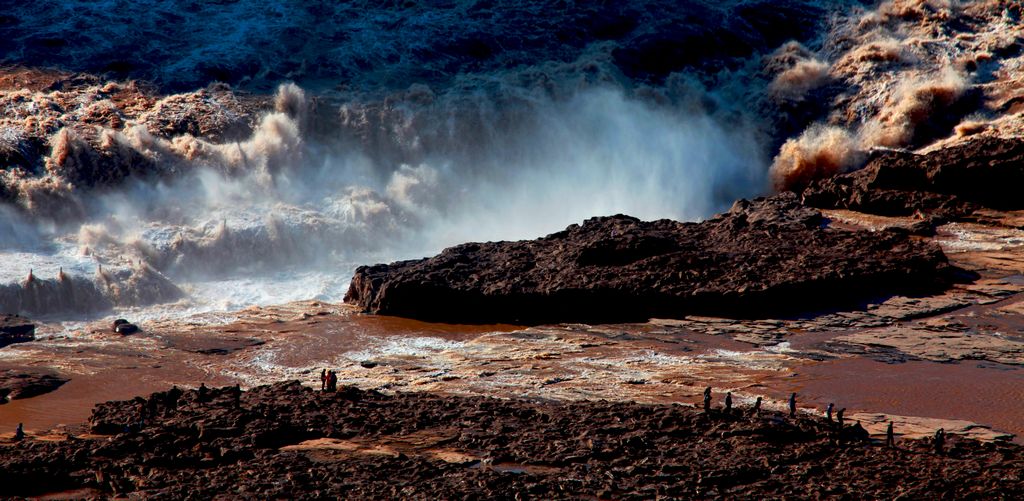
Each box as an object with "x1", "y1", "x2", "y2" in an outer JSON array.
[
  {"x1": 0, "y1": 367, "x2": 67, "y2": 403},
  {"x1": 0, "y1": 314, "x2": 34, "y2": 348},
  {"x1": 0, "y1": 381, "x2": 1019, "y2": 499},
  {"x1": 802, "y1": 137, "x2": 1024, "y2": 218},
  {"x1": 347, "y1": 194, "x2": 952, "y2": 324},
  {"x1": 161, "y1": 332, "x2": 266, "y2": 356}
]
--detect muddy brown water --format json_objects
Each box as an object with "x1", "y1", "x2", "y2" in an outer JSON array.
[
  {"x1": 0, "y1": 311, "x2": 521, "y2": 433},
  {"x1": 767, "y1": 357, "x2": 1024, "y2": 442},
  {"x1": 2, "y1": 309, "x2": 1023, "y2": 445}
]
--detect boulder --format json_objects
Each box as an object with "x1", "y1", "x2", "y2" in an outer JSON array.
[
  {"x1": 0, "y1": 314, "x2": 35, "y2": 348},
  {"x1": 0, "y1": 368, "x2": 68, "y2": 403},
  {"x1": 115, "y1": 323, "x2": 139, "y2": 335},
  {"x1": 345, "y1": 194, "x2": 952, "y2": 324}
]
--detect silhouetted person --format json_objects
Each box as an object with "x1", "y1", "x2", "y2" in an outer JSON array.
[
  {"x1": 837, "y1": 408, "x2": 846, "y2": 429},
  {"x1": 724, "y1": 392, "x2": 732, "y2": 413},
  {"x1": 232, "y1": 384, "x2": 242, "y2": 408},
  {"x1": 14, "y1": 423, "x2": 24, "y2": 441},
  {"x1": 328, "y1": 370, "x2": 338, "y2": 392},
  {"x1": 935, "y1": 428, "x2": 945, "y2": 455},
  {"x1": 886, "y1": 421, "x2": 895, "y2": 448},
  {"x1": 167, "y1": 386, "x2": 183, "y2": 408},
  {"x1": 789, "y1": 393, "x2": 797, "y2": 418},
  {"x1": 198, "y1": 383, "x2": 208, "y2": 403},
  {"x1": 703, "y1": 387, "x2": 712, "y2": 412},
  {"x1": 320, "y1": 369, "x2": 327, "y2": 391},
  {"x1": 752, "y1": 396, "x2": 762, "y2": 416},
  {"x1": 826, "y1": 403, "x2": 834, "y2": 423}
]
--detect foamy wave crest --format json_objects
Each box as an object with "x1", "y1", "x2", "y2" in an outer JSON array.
[
  {"x1": 767, "y1": 0, "x2": 1024, "y2": 191},
  {"x1": 0, "y1": 263, "x2": 181, "y2": 318},
  {"x1": 0, "y1": 75, "x2": 767, "y2": 319}
]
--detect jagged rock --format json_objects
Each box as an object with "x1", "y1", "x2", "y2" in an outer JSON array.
[
  {"x1": 346, "y1": 194, "x2": 952, "y2": 324},
  {"x1": 0, "y1": 314, "x2": 34, "y2": 348},
  {"x1": 802, "y1": 137, "x2": 1024, "y2": 217},
  {"x1": 115, "y1": 323, "x2": 139, "y2": 335},
  {"x1": 0, "y1": 367, "x2": 67, "y2": 403}
]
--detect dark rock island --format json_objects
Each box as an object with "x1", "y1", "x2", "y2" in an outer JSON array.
[
  {"x1": 346, "y1": 194, "x2": 952, "y2": 324},
  {"x1": 0, "y1": 368, "x2": 68, "y2": 404}
]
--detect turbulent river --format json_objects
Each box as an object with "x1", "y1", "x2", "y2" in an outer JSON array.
[
  {"x1": 3, "y1": 0, "x2": 1024, "y2": 443},
  {"x1": 0, "y1": 0, "x2": 867, "y2": 320}
]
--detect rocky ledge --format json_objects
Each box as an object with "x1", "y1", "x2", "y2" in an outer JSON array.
[
  {"x1": 0, "y1": 381, "x2": 1020, "y2": 499},
  {"x1": 346, "y1": 193, "x2": 952, "y2": 324},
  {"x1": 0, "y1": 367, "x2": 68, "y2": 404},
  {"x1": 0, "y1": 314, "x2": 35, "y2": 348},
  {"x1": 802, "y1": 137, "x2": 1024, "y2": 218}
]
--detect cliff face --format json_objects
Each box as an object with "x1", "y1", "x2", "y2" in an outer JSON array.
[{"x1": 345, "y1": 193, "x2": 951, "y2": 324}]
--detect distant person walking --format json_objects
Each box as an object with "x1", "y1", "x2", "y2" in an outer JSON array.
[{"x1": 320, "y1": 369, "x2": 327, "y2": 391}]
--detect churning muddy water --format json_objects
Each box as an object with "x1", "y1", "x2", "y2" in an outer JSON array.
[{"x1": 3, "y1": 302, "x2": 1022, "y2": 445}]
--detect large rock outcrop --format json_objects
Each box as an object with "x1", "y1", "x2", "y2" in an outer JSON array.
[
  {"x1": 345, "y1": 194, "x2": 951, "y2": 324},
  {"x1": 802, "y1": 137, "x2": 1024, "y2": 217}
]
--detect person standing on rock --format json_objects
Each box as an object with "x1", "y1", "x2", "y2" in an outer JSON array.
[
  {"x1": 886, "y1": 421, "x2": 895, "y2": 448},
  {"x1": 703, "y1": 387, "x2": 712, "y2": 412},
  {"x1": 328, "y1": 370, "x2": 338, "y2": 392},
  {"x1": 752, "y1": 396, "x2": 762, "y2": 416},
  {"x1": 837, "y1": 408, "x2": 845, "y2": 429},
  {"x1": 789, "y1": 393, "x2": 797, "y2": 418},
  {"x1": 724, "y1": 392, "x2": 732, "y2": 413},
  {"x1": 934, "y1": 428, "x2": 945, "y2": 455},
  {"x1": 14, "y1": 423, "x2": 24, "y2": 441},
  {"x1": 826, "y1": 403, "x2": 834, "y2": 423},
  {"x1": 320, "y1": 369, "x2": 327, "y2": 391}
]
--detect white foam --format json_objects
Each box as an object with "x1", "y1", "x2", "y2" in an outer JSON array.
[{"x1": 344, "y1": 336, "x2": 467, "y2": 362}]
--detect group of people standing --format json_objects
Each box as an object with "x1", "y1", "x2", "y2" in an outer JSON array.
[{"x1": 320, "y1": 369, "x2": 338, "y2": 391}]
